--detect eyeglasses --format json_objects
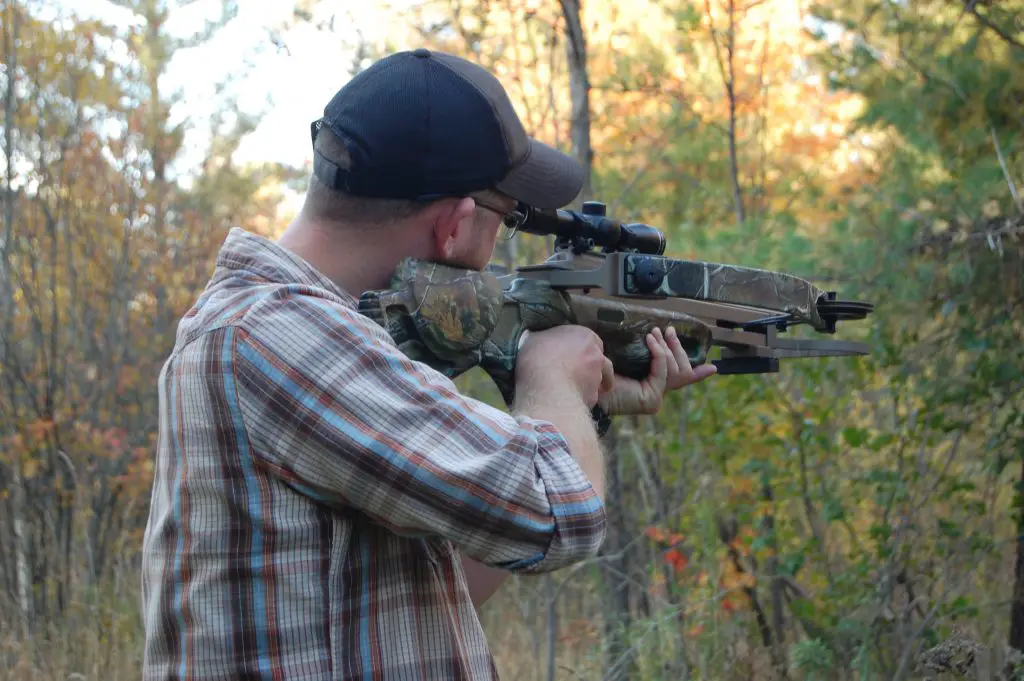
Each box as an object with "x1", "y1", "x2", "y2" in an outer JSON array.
[{"x1": 472, "y1": 195, "x2": 528, "y2": 240}]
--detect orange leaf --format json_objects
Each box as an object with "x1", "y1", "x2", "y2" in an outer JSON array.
[
  {"x1": 729, "y1": 537, "x2": 748, "y2": 555},
  {"x1": 664, "y1": 548, "x2": 688, "y2": 572},
  {"x1": 731, "y1": 477, "x2": 755, "y2": 497},
  {"x1": 645, "y1": 526, "x2": 668, "y2": 543},
  {"x1": 721, "y1": 590, "x2": 748, "y2": 614}
]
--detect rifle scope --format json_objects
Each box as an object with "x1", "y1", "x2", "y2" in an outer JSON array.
[{"x1": 518, "y1": 201, "x2": 666, "y2": 255}]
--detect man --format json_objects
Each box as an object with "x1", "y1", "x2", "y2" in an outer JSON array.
[{"x1": 141, "y1": 48, "x2": 716, "y2": 681}]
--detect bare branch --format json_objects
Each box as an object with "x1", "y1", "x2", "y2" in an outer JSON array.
[
  {"x1": 991, "y1": 126, "x2": 1023, "y2": 215},
  {"x1": 963, "y1": 1, "x2": 1024, "y2": 51},
  {"x1": 704, "y1": 0, "x2": 746, "y2": 223}
]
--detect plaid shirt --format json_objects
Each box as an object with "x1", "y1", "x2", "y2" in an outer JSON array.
[{"x1": 140, "y1": 228, "x2": 606, "y2": 681}]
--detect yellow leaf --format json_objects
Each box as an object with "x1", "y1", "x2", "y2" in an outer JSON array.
[{"x1": 732, "y1": 477, "x2": 755, "y2": 496}]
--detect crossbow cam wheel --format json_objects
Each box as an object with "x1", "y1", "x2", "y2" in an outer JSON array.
[{"x1": 817, "y1": 299, "x2": 874, "y2": 332}]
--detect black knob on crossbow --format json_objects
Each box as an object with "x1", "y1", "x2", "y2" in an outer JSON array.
[
  {"x1": 581, "y1": 201, "x2": 607, "y2": 216},
  {"x1": 632, "y1": 256, "x2": 666, "y2": 294}
]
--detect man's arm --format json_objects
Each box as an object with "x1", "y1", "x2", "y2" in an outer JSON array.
[
  {"x1": 230, "y1": 293, "x2": 606, "y2": 574},
  {"x1": 460, "y1": 557, "x2": 512, "y2": 608},
  {"x1": 512, "y1": 377, "x2": 605, "y2": 501},
  {"x1": 459, "y1": 380, "x2": 605, "y2": 607},
  {"x1": 458, "y1": 326, "x2": 715, "y2": 608}
]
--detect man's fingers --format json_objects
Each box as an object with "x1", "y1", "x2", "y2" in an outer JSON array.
[
  {"x1": 662, "y1": 326, "x2": 700, "y2": 389},
  {"x1": 666, "y1": 327, "x2": 691, "y2": 370},
  {"x1": 646, "y1": 332, "x2": 669, "y2": 382},
  {"x1": 660, "y1": 327, "x2": 682, "y2": 376},
  {"x1": 600, "y1": 357, "x2": 616, "y2": 394},
  {"x1": 690, "y1": 364, "x2": 718, "y2": 382}
]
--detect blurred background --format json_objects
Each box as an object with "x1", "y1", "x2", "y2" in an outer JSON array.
[{"x1": 1, "y1": 0, "x2": 1022, "y2": 679}]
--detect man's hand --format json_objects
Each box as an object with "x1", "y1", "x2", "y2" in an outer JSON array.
[
  {"x1": 517, "y1": 325, "x2": 614, "y2": 408},
  {"x1": 598, "y1": 326, "x2": 717, "y2": 416}
]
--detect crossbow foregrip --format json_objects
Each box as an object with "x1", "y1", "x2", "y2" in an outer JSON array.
[{"x1": 358, "y1": 258, "x2": 714, "y2": 407}]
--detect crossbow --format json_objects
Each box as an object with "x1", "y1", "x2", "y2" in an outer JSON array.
[{"x1": 358, "y1": 200, "x2": 874, "y2": 408}]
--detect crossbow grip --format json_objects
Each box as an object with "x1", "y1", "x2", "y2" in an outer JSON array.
[{"x1": 475, "y1": 280, "x2": 714, "y2": 407}]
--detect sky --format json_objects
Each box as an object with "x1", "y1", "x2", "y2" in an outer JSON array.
[{"x1": 48, "y1": 0, "x2": 415, "y2": 176}]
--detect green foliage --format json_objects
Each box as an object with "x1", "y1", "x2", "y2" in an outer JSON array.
[
  {"x1": 789, "y1": 638, "x2": 835, "y2": 680},
  {"x1": 565, "y1": 0, "x2": 1024, "y2": 676}
]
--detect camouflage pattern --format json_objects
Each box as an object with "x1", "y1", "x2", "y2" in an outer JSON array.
[
  {"x1": 477, "y1": 277, "x2": 578, "y2": 406},
  {"x1": 357, "y1": 258, "x2": 504, "y2": 378},
  {"x1": 360, "y1": 259, "x2": 715, "y2": 407},
  {"x1": 624, "y1": 255, "x2": 828, "y2": 330}
]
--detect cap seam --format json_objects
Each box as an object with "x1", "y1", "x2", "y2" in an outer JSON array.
[
  {"x1": 420, "y1": 56, "x2": 430, "y2": 197},
  {"x1": 512, "y1": 138, "x2": 533, "y2": 169},
  {"x1": 431, "y1": 57, "x2": 519, "y2": 172}
]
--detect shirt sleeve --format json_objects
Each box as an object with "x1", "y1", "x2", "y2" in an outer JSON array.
[{"x1": 228, "y1": 290, "x2": 606, "y2": 574}]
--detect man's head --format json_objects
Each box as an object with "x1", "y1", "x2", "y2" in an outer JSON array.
[{"x1": 293, "y1": 48, "x2": 584, "y2": 273}]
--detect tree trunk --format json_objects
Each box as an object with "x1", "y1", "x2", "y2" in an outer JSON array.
[
  {"x1": 1008, "y1": 454, "x2": 1024, "y2": 651},
  {"x1": 545, "y1": 574, "x2": 557, "y2": 681},
  {"x1": 706, "y1": 0, "x2": 746, "y2": 224},
  {"x1": 560, "y1": 0, "x2": 591, "y2": 205},
  {"x1": 11, "y1": 461, "x2": 31, "y2": 637},
  {"x1": 600, "y1": 426, "x2": 636, "y2": 681},
  {"x1": 725, "y1": 0, "x2": 745, "y2": 224}
]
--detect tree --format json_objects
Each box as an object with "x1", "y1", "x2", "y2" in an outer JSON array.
[{"x1": 0, "y1": 0, "x2": 295, "y2": 641}]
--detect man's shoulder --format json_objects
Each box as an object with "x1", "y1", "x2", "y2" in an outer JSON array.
[
  {"x1": 177, "y1": 275, "x2": 378, "y2": 353},
  {"x1": 233, "y1": 281, "x2": 388, "y2": 353},
  {"x1": 160, "y1": 278, "x2": 390, "y2": 419}
]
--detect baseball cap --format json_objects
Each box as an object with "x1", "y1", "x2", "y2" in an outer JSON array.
[{"x1": 310, "y1": 48, "x2": 585, "y2": 210}]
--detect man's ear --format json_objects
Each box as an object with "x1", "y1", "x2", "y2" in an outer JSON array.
[{"x1": 431, "y1": 197, "x2": 477, "y2": 260}]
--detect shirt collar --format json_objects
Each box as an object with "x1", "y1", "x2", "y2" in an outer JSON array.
[{"x1": 213, "y1": 227, "x2": 356, "y2": 306}]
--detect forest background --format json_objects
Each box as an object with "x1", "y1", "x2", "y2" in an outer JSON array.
[{"x1": 1, "y1": 0, "x2": 1022, "y2": 679}]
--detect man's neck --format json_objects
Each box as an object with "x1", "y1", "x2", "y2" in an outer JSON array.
[{"x1": 276, "y1": 216, "x2": 411, "y2": 296}]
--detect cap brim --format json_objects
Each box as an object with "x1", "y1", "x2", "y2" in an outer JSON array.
[{"x1": 494, "y1": 138, "x2": 584, "y2": 209}]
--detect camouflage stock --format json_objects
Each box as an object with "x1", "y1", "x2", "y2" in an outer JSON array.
[
  {"x1": 356, "y1": 258, "x2": 504, "y2": 378},
  {"x1": 358, "y1": 258, "x2": 715, "y2": 406}
]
